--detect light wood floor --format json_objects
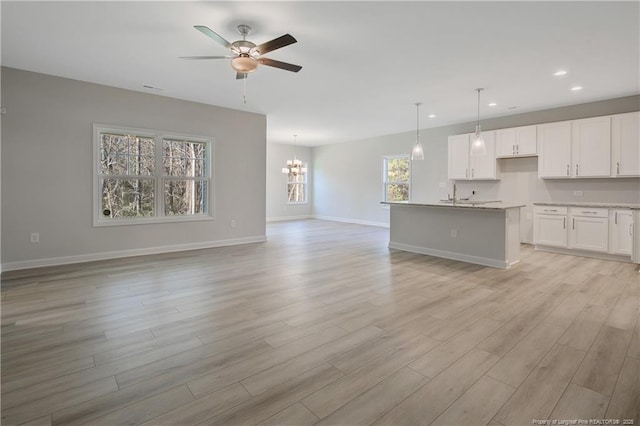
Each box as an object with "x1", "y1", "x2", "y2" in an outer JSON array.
[{"x1": 1, "y1": 219, "x2": 639, "y2": 426}]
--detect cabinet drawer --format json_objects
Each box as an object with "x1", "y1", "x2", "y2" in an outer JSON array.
[
  {"x1": 569, "y1": 207, "x2": 608, "y2": 218},
  {"x1": 534, "y1": 206, "x2": 568, "y2": 215}
]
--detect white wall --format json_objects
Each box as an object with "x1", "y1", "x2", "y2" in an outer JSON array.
[
  {"x1": 1, "y1": 67, "x2": 267, "y2": 271},
  {"x1": 313, "y1": 95, "x2": 640, "y2": 240},
  {"x1": 266, "y1": 142, "x2": 313, "y2": 221}
]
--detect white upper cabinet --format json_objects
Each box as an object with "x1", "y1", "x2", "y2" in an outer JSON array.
[
  {"x1": 448, "y1": 134, "x2": 471, "y2": 180},
  {"x1": 447, "y1": 132, "x2": 498, "y2": 180},
  {"x1": 471, "y1": 131, "x2": 497, "y2": 179},
  {"x1": 612, "y1": 111, "x2": 640, "y2": 177},
  {"x1": 571, "y1": 116, "x2": 611, "y2": 177},
  {"x1": 496, "y1": 125, "x2": 537, "y2": 158},
  {"x1": 538, "y1": 121, "x2": 572, "y2": 178}
]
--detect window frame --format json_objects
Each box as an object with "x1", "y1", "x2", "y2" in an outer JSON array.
[
  {"x1": 286, "y1": 161, "x2": 308, "y2": 205},
  {"x1": 382, "y1": 154, "x2": 411, "y2": 205},
  {"x1": 93, "y1": 123, "x2": 214, "y2": 227}
]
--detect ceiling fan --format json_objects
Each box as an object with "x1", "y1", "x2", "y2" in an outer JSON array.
[{"x1": 181, "y1": 24, "x2": 302, "y2": 79}]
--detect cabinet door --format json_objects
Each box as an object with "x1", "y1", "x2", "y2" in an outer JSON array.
[
  {"x1": 534, "y1": 214, "x2": 567, "y2": 247},
  {"x1": 448, "y1": 134, "x2": 470, "y2": 180},
  {"x1": 496, "y1": 128, "x2": 517, "y2": 157},
  {"x1": 609, "y1": 210, "x2": 633, "y2": 256},
  {"x1": 538, "y1": 122, "x2": 571, "y2": 178},
  {"x1": 572, "y1": 117, "x2": 611, "y2": 177},
  {"x1": 569, "y1": 216, "x2": 608, "y2": 252},
  {"x1": 470, "y1": 131, "x2": 497, "y2": 179},
  {"x1": 612, "y1": 112, "x2": 640, "y2": 177},
  {"x1": 516, "y1": 125, "x2": 537, "y2": 156}
]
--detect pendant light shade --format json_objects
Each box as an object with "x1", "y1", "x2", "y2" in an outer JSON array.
[
  {"x1": 411, "y1": 102, "x2": 424, "y2": 161},
  {"x1": 471, "y1": 88, "x2": 487, "y2": 156}
]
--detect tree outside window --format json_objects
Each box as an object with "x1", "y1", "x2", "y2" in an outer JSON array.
[
  {"x1": 383, "y1": 155, "x2": 410, "y2": 202},
  {"x1": 94, "y1": 125, "x2": 212, "y2": 226}
]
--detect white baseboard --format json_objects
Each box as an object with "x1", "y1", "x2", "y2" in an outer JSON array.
[
  {"x1": 2, "y1": 236, "x2": 267, "y2": 272},
  {"x1": 314, "y1": 215, "x2": 390, "y2": 228},
  {"x1": 533, "y1": 245, "x2": 633, "y2": 263},
  {"x1": 389, "y1": 241, "x2": 513, "y2": 269},
  {"x1": 266, "y1": 215, "x2": 313, "y2": 223}
]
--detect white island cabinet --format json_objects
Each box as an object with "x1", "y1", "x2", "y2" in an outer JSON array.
[{"x1": 385, "y1": 201, "x2": 523, "y2": 269}]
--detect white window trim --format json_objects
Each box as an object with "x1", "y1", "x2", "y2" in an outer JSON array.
[
  {"x1": 382, "y1": 154, "x2": 411, "y2": 207},
  {"x1": 93, "y1": 123, "x2": 215, "y2": 227}
]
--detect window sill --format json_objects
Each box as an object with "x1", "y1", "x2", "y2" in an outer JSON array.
[{"x1": 93, "y1": 214, "x2": 215, "y2": 227}]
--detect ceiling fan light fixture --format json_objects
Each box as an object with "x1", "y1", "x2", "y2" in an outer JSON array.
[{"x1": 231, "y1": 55, "x2": 258, "y2": 73}]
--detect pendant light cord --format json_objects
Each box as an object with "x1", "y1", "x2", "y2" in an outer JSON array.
[
  {"x1": 476, "y1": 88, "x2": 483, "y2": 130},
  {"x1": 415, "y1": 102, "x2": 421, "y2": 142}
]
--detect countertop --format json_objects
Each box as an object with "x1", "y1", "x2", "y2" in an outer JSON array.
[
  {"x1": 382, "y1": 201, "x2": 526, "y2": 210},
  {"x1": 533, "y1": 202, "x2": 640, "y2": 209}
]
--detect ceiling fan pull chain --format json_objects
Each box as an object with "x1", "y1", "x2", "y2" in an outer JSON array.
[{"x1": 243, "y1": 75, "x2": 247, "y2": 104}]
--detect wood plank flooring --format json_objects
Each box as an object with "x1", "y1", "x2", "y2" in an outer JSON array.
[{"x1": 1, "y1": 219, "x2": 639, "y2": 426}]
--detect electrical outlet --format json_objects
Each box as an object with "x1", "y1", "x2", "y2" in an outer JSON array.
[
  {"x1": 451, "y1": 229, "x2": 457, "y2": 238},
  {"x1": 439, "y1": 182, "x2": 446, "y2": 188},
  {"x1": 230, "y1": 219, "x2": 237, "y2": 228},
  {"x1": 573, "y1": 191, "x2": 584, "y2": 196},
  {"x1": 30, "y1": 232, "x2": 40, "y2": 243}
]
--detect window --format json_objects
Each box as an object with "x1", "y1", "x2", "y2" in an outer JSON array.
[
  {"x1": 94, "y1": 124, "x2": 212, "y2": 226},
  {"x1": 383, "y1": 155, "x2": 410, "y2": 202},
  {"x1": 286, "y1": 163, "x2": 307, "y2": 204}
]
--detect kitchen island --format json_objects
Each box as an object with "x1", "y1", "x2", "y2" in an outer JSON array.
[{"x1": 384, "y1": 201, "x2": 524, "y2": 269}]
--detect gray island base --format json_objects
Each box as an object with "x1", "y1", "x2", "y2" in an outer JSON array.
[{"x1": 384, "y1": 202, "x2": 524, "y2": 269}]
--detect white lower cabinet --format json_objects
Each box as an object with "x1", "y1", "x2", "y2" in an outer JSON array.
[
  {"x1": 534, "y1": 205, "x2": 636, "y2": 259},
  {"x1": 568, "y1": 208, "x2": 609, "y2": 252},
  {"x1": 533, "y1": 206, "x2": 568, "y2": 248},
  {"x1": 609, "y1": 209, "x2": 633, "y2": 256}
]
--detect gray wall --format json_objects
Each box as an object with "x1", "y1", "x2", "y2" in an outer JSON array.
[
  {"x1": 266, "y1": 142, "x2": 313, "y2": 221},
  {"x1": 313, "y1": 96, "x2": 640, "y2": 241},
  {"x1": 1, "y1": 67, "x2": 267, "y2": 270}
]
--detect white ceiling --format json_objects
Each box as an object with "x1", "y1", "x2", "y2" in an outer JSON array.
[{"x1": 2, "y1": 1, "x2": 639, "y2": 146}]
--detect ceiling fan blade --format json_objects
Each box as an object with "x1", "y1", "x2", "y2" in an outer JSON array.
[
  {"x1": 179, "y1": 56, "x2": 231, "y2": 60},
  {"x1": 194, "y1": 26, "x2": 232, "y2": 50},
  {"x1": 258, "y1": 57, "x2": 302, "y2": 73},
  {"x1": 236, "y1": 73, "x2": 248, "y2": 80},
  {"x1": 256, "y1": 34, "x2": 297, "y2": 55}
]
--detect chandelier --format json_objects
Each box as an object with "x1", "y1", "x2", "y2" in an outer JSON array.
[{"x1": 281, "y1": 135, "x2": 307, "y2": 175}]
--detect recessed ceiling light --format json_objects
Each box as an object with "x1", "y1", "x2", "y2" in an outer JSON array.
[
  {"x1": 553, "y1": 70, "x2": 568, "y2": 77},
  {"x1": 488, "y1": 102, "x2": 497, "y2": 107},
  {"x1": 142, "y1": 84, "x2": 164, "y2": 91},
  {"x1": 570, "y1": 86, "x2": 583, "y2": 91},
  {"x1": 428, "y1": 114, "x2": 436, "y2": 118}
]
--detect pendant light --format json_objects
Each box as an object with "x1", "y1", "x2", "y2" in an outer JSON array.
[
  {"x1": 411, "y1": 102, "x2": 424, "y2": 161},
  {"x1": 471, "y1": 88, "x2": 487, "y2": 156}
]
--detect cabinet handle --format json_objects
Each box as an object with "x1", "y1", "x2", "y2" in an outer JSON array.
[
  {"x1": 576, "y1": 164, "x2": 579, "y2": 176},
  {"x1": 615, "y1": 211, "x2": 618, "y2": 224},
  {"x1": 516, "y1": 144, "x2": 519, "y2": 154},
  {"x1": 471, "y1": 169, "x2": 474, "y2": 178},
  {"x1": 512, "y1": 144, "x2": 515, "y2": 154},
  {"x1": 581, "y1": 211, "x2": 598, "y2": 214},
  {"x1": 617, "y1": 162, "x2": 620, "y2": 175},
  {"x1": 563, "y1": 217, "x2": 566, "y2": 229},
  {"x1": 630, "y1": 223, "x2": 634, "y2": 236},
  {"x1": 566, "y1": 165, "x2": 570, "y2": 176},
  {"x1": 572, "y1": 218, "x2": 575, "y2": 229},
  {"x1": 544, "y1": 209, "x2": 558, "y2": 212}
]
